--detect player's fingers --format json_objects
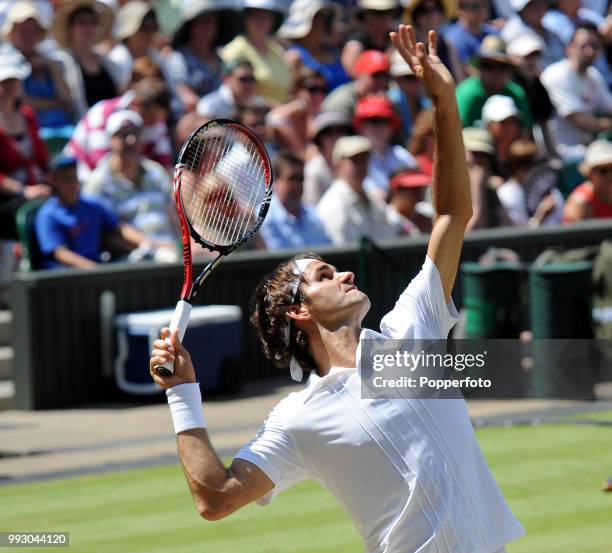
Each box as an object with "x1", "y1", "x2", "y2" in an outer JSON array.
[
  {"x1": 150, "y1": 356, "x2": 171, "y2": 369},
  {"x1": 160, "y1": 327, "x2": 171, "y2": 340},
  {"x1": 428, "y1": 29, "x2": 437, "y2": 57},
  {"x1": 169, "y1": 330, "x2": 189, "y2": 356},
  {"x1": 151, "y1": 348, "x2": 174, "y2": 361},
  {"x1": 152, "y1": 338, "x2": 174, "y2": 352}
]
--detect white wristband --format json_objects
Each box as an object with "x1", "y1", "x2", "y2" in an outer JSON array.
[{"x1": 166, "y1": 382, "x2": 206, "y2": 434}]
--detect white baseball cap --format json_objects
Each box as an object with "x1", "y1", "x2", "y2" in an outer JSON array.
[
  {"x1": 579, "y1": 140, "x2": 612, "y2": 175},
  {"x1": 507, "y1": 33, "x2": 544, "y2": 58},
  {"x1": 106, "y1": 110, "x2": 143, "y2": 136},
  {"x1": 481, "y1": 95, "x2": 520, "y2": 124},
  {"x1": 390, "y1": 49, "x2": 415, "y2": 77},
  {"x1": 0, "y1": 51, "x2": 30, "y2": 82}
]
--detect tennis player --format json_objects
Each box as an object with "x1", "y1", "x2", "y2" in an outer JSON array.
[{"x1": 150, "y1": 26, "x2": 525, "y2": 553}]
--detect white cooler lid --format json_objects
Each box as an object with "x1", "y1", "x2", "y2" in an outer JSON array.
[{"x1": 115, "y1": 305, "x2": 242, "y2": 331}]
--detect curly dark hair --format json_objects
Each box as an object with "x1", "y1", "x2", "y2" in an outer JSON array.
[{"x1": 249, "y1": 253, "x2": 323, "y2": 376}]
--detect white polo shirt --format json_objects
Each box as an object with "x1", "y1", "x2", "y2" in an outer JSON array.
[{"x1": 236, "y1": 257, "x2": 525, "y2": 553}]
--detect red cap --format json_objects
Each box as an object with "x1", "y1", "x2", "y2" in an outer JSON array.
[
  {"x1": 390, "y1": 171, "x2": 431, "y2": 190},
  {"x1": 353, "y1": 96, "x2": 401, "y2": 130},
  {"x1": 354, "y1": 50, "x2": 390, "y2": 76}
]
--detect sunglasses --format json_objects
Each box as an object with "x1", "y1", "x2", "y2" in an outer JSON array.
[
  {"x1": 416, "y1": 4, "x2": 443, "y2": 15},
  {"x1": 286, "y1": 173, "x2": 304, "y2": 183},
  {"x1": 460, "y1": 1, "x2": 488, "y2": 8},
  {"x1": 114, "y1": 128, "x2": 141, "y2": 138},
  {"x1": 593, "y1": 166, "x2": 612, "y2": 175},
  {"x1": 321, "y1": 126, "x2": 351, "y2": 137},
  {"x1": 305, "y1": 84, "x2": 328, "y2": 94},
  {"x1": 480, "y1": 61, "x2": 510, "y2": 72},
  {"x1": 237, "y1": 75, "x2": 257, "y2": 83},
  {"x1": 363, "y1": 117, "x2": 392, "y2": 125}
]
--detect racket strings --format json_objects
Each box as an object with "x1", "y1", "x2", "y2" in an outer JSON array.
[{"x1": 181, "y1": 123, "x2": 268, "y2": 247}]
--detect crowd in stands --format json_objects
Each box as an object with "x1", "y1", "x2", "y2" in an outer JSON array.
[{"x1": 0, "y1": 0, "x2": 611, "y2": 273}]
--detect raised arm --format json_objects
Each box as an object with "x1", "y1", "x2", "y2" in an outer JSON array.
[
  {"x1": 150, "y1": 330, "x2": 273, "y2": 520},
  {"x1": 391, "y1": 26, "x2": 472, "y2": 302}
]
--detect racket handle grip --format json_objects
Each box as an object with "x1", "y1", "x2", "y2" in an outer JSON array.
[{"x1": 155, "y1": 300, "x2": 192, "y2": 376}]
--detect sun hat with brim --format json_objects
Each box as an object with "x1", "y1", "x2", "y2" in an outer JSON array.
[
  {"x1": 390, "y1": 49, "x2": 414, "y2": 77},
  {"x1": 390, "y1": 171, "x2": 431, "y2": 190},
  {"x1": 0, "y1": 51, "x2": 31, "y2": 82},
  {"x1": 113, "y1": 1, "x2": 155, "y2": 41},
  {"x1": 243, "y1": 0, "x2": 288, "y2": 33},
  {"x1": 277, "y1": 0, "x2": 336, "y2": 40},
  {"x1": 579, "y1": 140, "x2": 612, "y2": 175},
  {"x1": 171, "y1": 0, "x2": 240, "y2": 49},
  {"x1": 332, "y1": 135, "x2": 372, "y2": 164},
  {"x1": 357, "y1": 0, "x2": 402, "y2": 19},
  {"x1": 355, "y1": 49, "x2": 390, "y2": 76},
  {"x1": 2, "y1": 0, "x2": 49, "y2": 37},
  {"x1": 482, "y1": 95, "x2": 520, "y2": 124},
  {"x1": 507, "y1": 33, "x2": 544, "y2": 58},
  {"x1": 311, "y1": 111, "x2": 353, "y2": 143},
  {"x1": 474, "y1": 35, "x2": 513, "y2": 67},
  {"x1": 106, "y1": 109, "x2": 144, "y2": 136},
  {"x1": 462, "y1": 127, "x2": 495, "y2": 155},
  {"x1": 52, "y1": 0, "x2": 115, "y2": 48},
  {"x1": 353, "y1": 96, "x2": 401, "y2": 131}
]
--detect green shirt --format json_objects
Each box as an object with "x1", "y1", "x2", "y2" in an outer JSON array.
[{"x1": 455, "y1": 76, "x2": 533, "y2": 128}]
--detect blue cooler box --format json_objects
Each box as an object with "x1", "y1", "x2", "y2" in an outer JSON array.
[{"x1": 114, "y1": 305, "x2": 242, "y2": 395}]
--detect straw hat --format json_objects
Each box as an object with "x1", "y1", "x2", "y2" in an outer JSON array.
[
  {"x1": 2, "y1": 0, "x2": 49, "y2": 38},
  {"x1": 52, "y1": 0, "x2": 115, "y2": 48},
  {"x1": 357, "y1": 0, "x2": 402, "y2": 19},
  {"x1": 171, "y1": 0, "x2": 240, "y2": 49},
  {"x1": 277, "y1": 0, "x2": 336, "y2": 40},
  {"x1": 579, "y1": 140, "x2": 612, "y2": 176},
  {"x1": 113, "y1": 1, "x2": 155, "y2": 41},
  {"x1": 332, "y1": 136, "x2": 373, "y2": 164},
  {"x1": 462, "y1": 127, "x2": 495, "y2": 155},
  {"x1": 474, "y1": 35, "x2": 513, "y2": 67}
]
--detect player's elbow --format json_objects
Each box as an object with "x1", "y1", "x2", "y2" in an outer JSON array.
[{"x1": 197, "y1": 500, "x2": 228, "y2": 521}]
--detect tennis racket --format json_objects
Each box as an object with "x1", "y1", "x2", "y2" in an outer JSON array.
[
  {"x1": 154, "y1": 119, "x2": 273, "y2": 375},
  {"x1": 523, "y1": 163, "x2": 559, "y2": 218}
]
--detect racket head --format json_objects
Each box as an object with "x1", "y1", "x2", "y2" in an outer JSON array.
[
  {"x1": 523, "y1": 163, "x2": 559, "y2": 217},
  {"x1": 176, "y1": 119, "x2": 273, "y2": 254}
]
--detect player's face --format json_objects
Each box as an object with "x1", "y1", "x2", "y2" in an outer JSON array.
[{"x1": 300, "y1": 261, "x2": 370, "y2": 327}]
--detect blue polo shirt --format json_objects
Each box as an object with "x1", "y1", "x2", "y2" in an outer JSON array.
[
  {"x1": 444, "y1": 21, "x2": 498, "y2": 65},
  {"x1": 35, "y1": 195, "x2": 119, "y2": 269}
]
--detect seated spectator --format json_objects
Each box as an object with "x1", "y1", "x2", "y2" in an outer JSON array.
[
  {"x1": 4, "y1": 1, "x2": 75, "y2": 132},
  {"x1": 304, "y1": 111, "x2": 353, "y2": 205},
  {"x1": 403, "y1": 0, "x2": 464, "y2": 82},
  {"x1": 353, "y1": 96, "x2": 417, "y2": 198},
  {"x1": 387, "y1": 49, "x2": 431, "y2": 141},
  {"x1": 279, "y1": 0, "x2": 350, "y2": 91},
  {"x1": 266, "y1": 68, "x2": 327, "y2": 154},
  {"x1": 82, "y1": 111, "x2": 178, "y2": 256},
  {"x1": 260, "y1": 151, "x2": 330, "y2": 249},
  {"x1": 164, "y1": 0, "x2": 239, "y2": 113},
  {"x1": 237, "y1": 98, "x2": 276, "y2": 158},
  {"x1": 564, "y1": 139, "x2": 612, "y2": 221},
  {"x1": 500, "y1": 0, "x2": 566, "y2": 68},
  {"x1": 66, "y1": 77, "x2": 172, "y2": 180},
  {"x1": 0, "y1": 51, "x2": 50, "y2": 240},
  {"x1": 541, "y1": 22, "x2": 612, "y2": 160},
  {"x1": 221, "y1": 0, "x2": 292, "y2": 104},
  {"x1": 462, "y1": 127, "x2": 513, "y2": 229},
  {"x1": 408, "y1": 109, "x2": 435, "y2": 175},
  {"x1": 444, "y1": 0, "x2": 498, "y2": 74},
  {"x1": 197, "y1": 59, "x2": 266, "y2": 120},
  {"x1": 322, "y1": 49, "x2": 390, "y2": 119},
  {"x1": 35, "y1": 154, "x2": 148, "y2": 269},
  {"x1": 341, "y1": 0, "x2": 401, "y2": 77},
  {"x1": 386, "y1": 170, "x2": 432, "y2": 234},
  {"x1": 51, "y1": 0, "x2": 121, "y2": 111},
  {"x1": 316, "y1": 136, "x2": 401, "y2": 244},
  {"x1": 498, "y1": 138, "x2": 564, "y2": 226},
  {"x1": 108, "y1": 1, "x2": 163, "y2": 91},
  {"x1": 456, "y1": 35, "x2": 532, "y2": 128},
  {"x1": 481, "y1": 95, "x2": 524, "y2": 177}
]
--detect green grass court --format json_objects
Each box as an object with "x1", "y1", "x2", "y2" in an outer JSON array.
[{"x1": 2, "y1": 415, "x2": 612, "y2": 553}]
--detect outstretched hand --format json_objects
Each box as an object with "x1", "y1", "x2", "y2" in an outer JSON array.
[
  {"x1": 150, "y1": 328, "x2": 197, "y2": 389},
  {"x1": 390, "y1": 25, "x2": 455, "y2": 102}
]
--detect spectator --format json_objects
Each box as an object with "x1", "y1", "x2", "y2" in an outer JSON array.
[
  {"x1": 260, "y1": 151, "x2": 331, "y2": 250},
  {"x1": 543, "y1": 0, "x2": 605, "y2": 44},
  {"x1": 196, "y1": 59, "x2": 266, "y2": 120},
  {"x1": 564, "y1": 139, "x2": 612, "y2": 221},
  {"x1": 462, "y1": 127, "x2": 512, "y2": 229},
  {"x1": 387, "y1": 49, "x2": 431, "y2": 140},
  {"x1": 444, "y1": 0, "x2": 498, "y2": 73},
  {"x1": 481, "y1": 95, "x2": 524, "y2": 176},
  {"x1": 456, "y1": 35, "x2": 532, "y2": 128},
  {"x1": 303, "y1": 111, "x2": 353, "y2": 205},
  {"x1": 279, "y1": 0, "x2": 350, "y2": 91},
  {"x1": 108, "y1": 1, "x2": 163, "y2": 91},
  {"x1": 500, "y1": 0, "x2": 566, "y2": 68},
  {"x1": 341, "y1": 0, "x2": 402, "y2": 77},
  {"x1": 266, "y1": 67, "x2": 327, "y2": 154},
  {"x1": 51, "y1": 0, "x2": 121, "y2": 111},
  {"x1": 66, "y1": 76, "x2": 172, "y2": 180},
  {"x1": 402, "y1": 0, "x2": 464, "y2": 82},
  {"x1": 0, "y1": 51, "x2": 50, "y2": 240},
  {"x1": 164, "y1": 0, "x2": 239, "y2": 113},
  {"x1": 3, "y1": 1, "x2": 75, "y2": 132},
  {"x1": 353, "y1": 95, "x2": 417, "y2": 198},
  {"x1": 221, "y1": 0, "x2": 292, "y2": 104},
  {"x1": 35, "y1": 153, "x2": 148, "y2": 269},
  {"x1": 408, "y1": 109, "x2": 435, "y2": 175},
  {"x1": 321, "y1": 49, "x2": 390, "y2": 119},
  {"x1": 316, "y1": 135, "x2": 400, "y2": 244},
  {"x1": 237, "y1": 98, "x2": 276, "y2": 158},
  {"x1": 82, "y1": 110, "x2": 178, "y2": 256},
  {"x1": 541, "y1": 22, "x2": 612, "y2": 160},
  {"x1": 386, "y1": 169, "x2": 432, "y2": 234},
  {"x1": 498, "y1": 138, "x2": 564, "y2": 226}
]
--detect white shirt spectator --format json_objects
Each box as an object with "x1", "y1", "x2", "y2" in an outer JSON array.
[
  {"x1": 541, "y1": 58, "x2": 612, "y2": 159},
  {"x1": 364, "y1": 144, "x2": 418, "y2": 197},
  {"x1": 236, "y1": 256, "x2": 525, "y2": 553},
  {"x1": 196, "y1": 83, "x2": 236, "y2": 119},
  {"x1": 316, "y1": 179, "x2": 400, "y2": 244},
  {"x1": 303, "y1": 153, "x2": 333, "y2": 206}
]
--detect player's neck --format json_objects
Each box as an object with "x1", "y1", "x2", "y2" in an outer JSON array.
[{"x1": 311, "y1": 324, "x2": 361, "y2": 377}]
